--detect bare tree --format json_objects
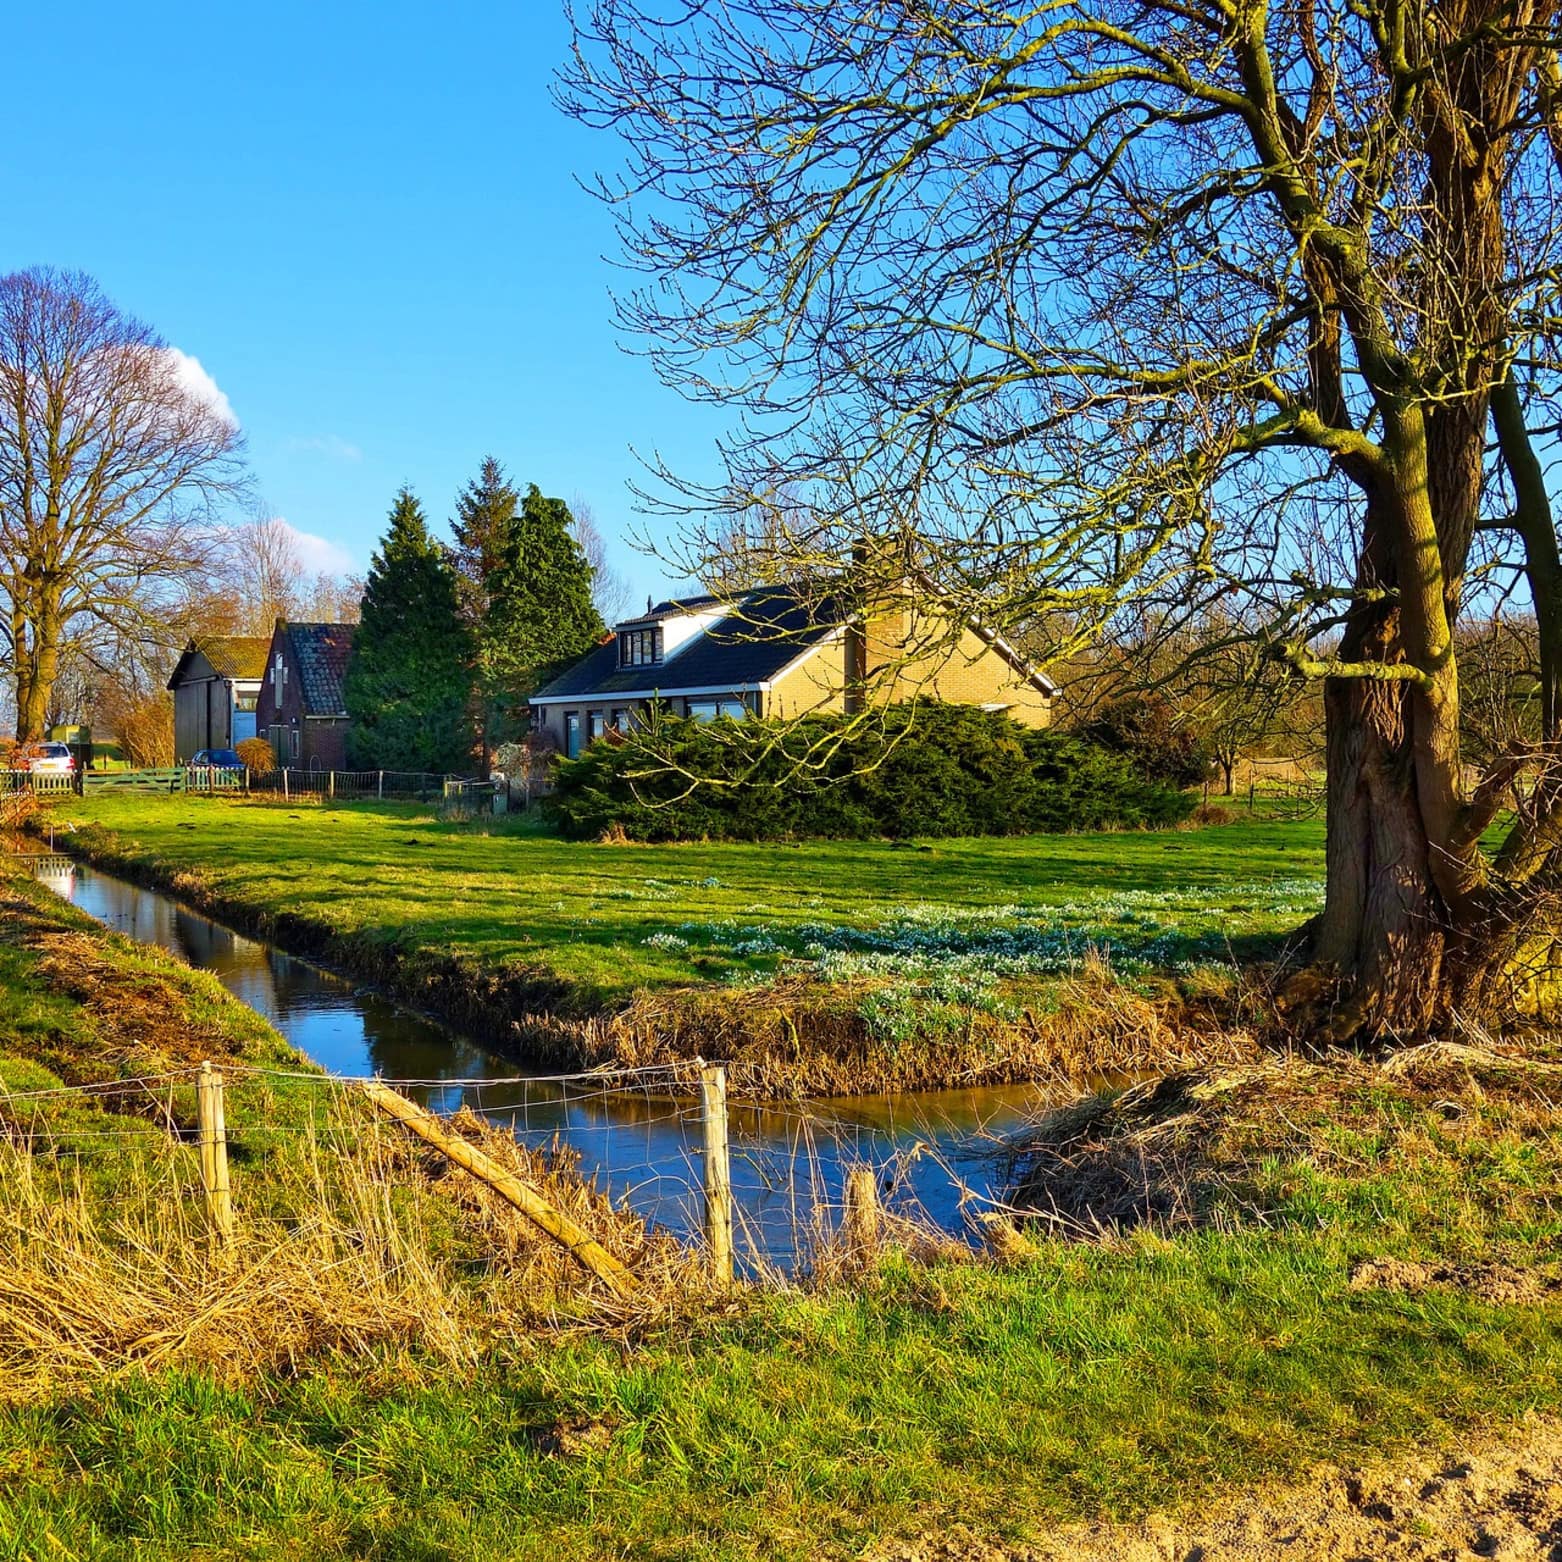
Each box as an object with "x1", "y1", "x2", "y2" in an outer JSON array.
[
  {"x1": 565, "y1": 0, "x2": 1562, "y2": 1037},
  {"x1": 236, "y1": 512, "x2": 305, "y2": 632},
  {"x1": 568, "y1": 495, "x2": 632, "y2": 622},
  {"x1": 298, "y1": 571, "x2": 364, "y2": 624},
  {"x1": 210, "y1": 512, "x2": 364, "y2": 634},
  {"x1": 0, "y1": 268, "x2": 246, "y2": 741}
]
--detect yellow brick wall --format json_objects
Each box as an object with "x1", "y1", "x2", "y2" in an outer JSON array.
[
  {"x1": 767, "y1": 617, "x2": 1053, "y2": 727},
  {"x1": 767, "y1": 634, "x2": 851, "y2": 719}
]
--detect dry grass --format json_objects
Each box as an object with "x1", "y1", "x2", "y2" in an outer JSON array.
[
  {"x1": 1008, "y1": 1039, "x2": 1562, "y2": 1240},
  {"x1": 0, "y1": 1111, "x2": 473, "y2": 1399},
  {"x1": 0, "y1": 1087, "x2": 730, "y2": 1402},
  {"x1": 517, "y1": 964, "x2": 1260, "y2": 1098}
]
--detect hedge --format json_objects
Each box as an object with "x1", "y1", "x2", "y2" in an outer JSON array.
[{"x1": 547, "y1": 701, "x2": 1192, "y2": 841}]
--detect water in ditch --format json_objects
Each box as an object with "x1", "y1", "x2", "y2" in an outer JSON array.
[{"x1": 17, "y1": 851, "x2": 1056, "y2": 1263}]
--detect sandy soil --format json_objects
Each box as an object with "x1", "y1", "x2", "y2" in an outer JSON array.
[{"x1": 870, "y1": 1414, "x2": 1562, "y2": 1561}]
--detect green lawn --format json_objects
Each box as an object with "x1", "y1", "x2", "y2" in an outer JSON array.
[
  {"x1": 62, "y1": 795, "x2": 1325, "y2": 1003},
  {"x1": 4, "y1": 854, "x2": 1562, "y2": 1559}
]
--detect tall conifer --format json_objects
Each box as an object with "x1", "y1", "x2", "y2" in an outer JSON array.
[
  {"x1": 487, "y1": 484, "x2": 606, "y2": 695},
  {"x1": 449, "y1": 469, "x2": 607, "y2": 757},
  {"x1": 451, "y1": 457, "x2": 523, "y2": 768},
  {"x1": 345, "y1": 488, "x2": 473, "y2": 772}
]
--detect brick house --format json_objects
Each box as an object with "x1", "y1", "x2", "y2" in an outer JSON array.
[
  {"x1": 529, "y1": 582, "x2": 1057, "y2": 758},
  {"x1": 167, "y1": 636, "x2": 269, "y2": 761},
  {"x1": 255, "y1": 620, "x2": 356, "y2": 770}
]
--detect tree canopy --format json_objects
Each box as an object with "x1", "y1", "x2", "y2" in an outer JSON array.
[
  {"x1": 565, "y1": 0, "x2": 1562, "y2": 1035},
  {"x1": 451, "y1": 464, "x2": 607, "y2": 762},
  {"x1": 0, "y1": 267, "x2": 245, "y2": 742},
  {"x1": 485, "y1": 484, "x2": 605, "y2": 703}
]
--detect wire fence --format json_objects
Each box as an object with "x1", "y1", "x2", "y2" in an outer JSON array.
[
  {"x1": 0, "y1": 1061, "x2": 1018, "y2": 1278},
  {"x1": 242, "y1": 769, "x2": 495, "y2": 804},
  {"x1": 0, "y1": 767, "x2": 502, "y2": 809}
]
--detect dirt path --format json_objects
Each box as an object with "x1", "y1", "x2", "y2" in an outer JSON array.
[{"x1": 872, "y1": 1414, "x2": 1562, "y2": 1561}]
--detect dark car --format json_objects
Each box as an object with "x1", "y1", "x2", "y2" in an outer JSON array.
[{"x1": 190, "y1": 749, "x2": 245, "y2": 768}]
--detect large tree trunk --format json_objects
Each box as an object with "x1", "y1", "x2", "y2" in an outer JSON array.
[
  {"x1": 13, "y1": 587, "x2": 64, "y2": 745},
  {"x1": 1312, "y1": 667, "x2": 1450, "y2": 1035},
  {"x1": 1304, "y1": 482, "x2": 1451, "y2": 1036},
  {"x1": 1297, "y1": 425, "x2": 1519, "y2": 1038}
]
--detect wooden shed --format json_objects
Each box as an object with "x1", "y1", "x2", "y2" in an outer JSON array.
[{"x1": 166, "y1": 637, "x2": 270, "y2": 762}]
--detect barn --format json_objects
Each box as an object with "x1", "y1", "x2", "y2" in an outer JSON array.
[{"x1": 166, "y1": 637, "x2": 269, "y2": 762}]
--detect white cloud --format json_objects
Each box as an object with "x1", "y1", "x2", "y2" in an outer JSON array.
[
  {"x1": 163, "y1": 348, "x2": 239, "y2": 428},
  {"x1": 285, "y1": 433, "x2": 364, "y2": 463},
  {"x1": 270, "y1": 519, "x2": 357, "y2": 577}
]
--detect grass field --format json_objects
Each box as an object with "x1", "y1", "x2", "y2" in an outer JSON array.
[
  {"x1": 62, "y1": 794, "x2": 1324, "y2": 998},
  {"x1": 5, "y1": 847, "x2": 1562, "y2": 1558}
]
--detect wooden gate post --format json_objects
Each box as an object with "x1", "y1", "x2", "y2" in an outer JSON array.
[
  {"x1": 699, "y1": 1061, "x2": 734, "y2": 1284},
  {"x1": 196, "y1": 1061, "x2": 234, "y2": 1243}
]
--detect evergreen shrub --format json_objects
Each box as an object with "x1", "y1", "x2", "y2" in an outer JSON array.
[
  {"x1": 548, "y1": 701, "x2": 1192, "y2": 841},
  {"x1": 1076, "y1": 694, "x2": 1214, "y2": 788}
]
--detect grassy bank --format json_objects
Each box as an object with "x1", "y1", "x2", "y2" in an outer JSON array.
[
  {"x1": 54, "y1": 795, "x2": 1320, "y2": 1092},
  {"x1": 0, "y1": 867, "x2": 693, "y2": 1395},
  {"x1": 3, "y1": 859, "x2": 1562, "y2": 1556}
]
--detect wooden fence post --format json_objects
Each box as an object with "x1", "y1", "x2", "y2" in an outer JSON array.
[
  {"x1": 328, "y1": 771, "x2": 335, "y2": 801},
  {"x1": 699, "y1": 1061, "x2": 734, "y2": 1284},
  {"x1": 196, "y1": 1061, "x2": 234, "y2": 1243},
  {"x1": 377, "y1": 770, "x2": 384, "y2": 801},
  {"x1": 282, "y1": 768, "x2": 289, "y2": 802},
  {"x1": 842, "y1": 1164, "x2": 881, "y2": 1256}
]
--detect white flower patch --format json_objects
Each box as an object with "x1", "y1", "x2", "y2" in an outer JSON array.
[
  {"x1": 669, "y1": 876, "x2": 1324, "y2": 983},
  {"x1": 641, "y1": 931, "x2": 691, "y2": 951}
]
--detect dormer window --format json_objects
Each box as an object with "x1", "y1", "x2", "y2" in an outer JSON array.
[{"x1": 618, "y1": 627, "x2": 662, "y2": 668}]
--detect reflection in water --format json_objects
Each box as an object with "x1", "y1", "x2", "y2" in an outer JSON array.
[{"x1": 24, "y1": 855, "x2": 1056, "y2": 1262}]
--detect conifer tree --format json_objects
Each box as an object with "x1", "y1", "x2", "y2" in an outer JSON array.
[
  {"x1": 450, "y1": 471, "x2": 607, "y2": 756},
  {"x1": 486, "y1": 485, "x2": 607, "y2": 699},
  {"x1": 451, "y1": 457, "x2": 523, "y2": 769},
  {"x1": 345, "y1": 488, "x2": 473, "y2": 773}
]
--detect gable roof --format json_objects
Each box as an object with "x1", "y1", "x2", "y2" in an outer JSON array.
[
  {"x1": 615, "y1": 592, "x2": 725, "y2": 629},
  {"x1": 532, "y1": 579, "x2": 1058, "y2": 704},
  {"x1": 533, "y1": 585, "x2": 841, "y2": 701},
  {"x1": 166, "y1": 635, "x2": 271, "y2": 690},
  {"x1": 279, "y1": 621, "x2": 356, "y2": 716}
]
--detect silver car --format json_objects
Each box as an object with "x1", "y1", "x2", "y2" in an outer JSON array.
[{"x1": 22, "y1": 741, "x2": 76, "y2": 774}]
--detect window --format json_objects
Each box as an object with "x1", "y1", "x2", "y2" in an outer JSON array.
[
  {"x1": 290, "y1": 727, "x2": 301, "y2": 761},
  {"x1": 685, "y1": 697, "x2": 752, "y2": 723},
  {"x1": 610, "y1": 708, "x2": 628, "y2": 731},
  {"x1": 587, "y1": 711, "x2": 605, "y2": 742},
  {"x1": 617, "y1": 628, "x2": 662, "y2": 668},
  {"x1": 564, "y1": 711, "x2": 581, "y2": 758}
]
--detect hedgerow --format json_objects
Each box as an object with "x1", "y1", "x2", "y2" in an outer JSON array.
[{"x1": 547, "y1": 701, "x2": 1192, "y2": 841}]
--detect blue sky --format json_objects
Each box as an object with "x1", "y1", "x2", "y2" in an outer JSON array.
[{"x1": 0, "y1": 1, "x2": 723, "y2": 606}]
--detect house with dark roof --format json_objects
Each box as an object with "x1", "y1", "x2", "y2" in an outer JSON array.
[
  {"x1": 529, "y1": 583, "x2": 1057, "y2": 759},
  {"x1": 255, "y1": 620, "x2": 356, "y2": 770},
  {"x1": 167, "y1": 636, "x2": 270, "y2": 761}
]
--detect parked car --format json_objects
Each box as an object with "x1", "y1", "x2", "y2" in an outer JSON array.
[
  {"x1": 20, "y1": 741, "x2": 76, "y2": 775},
  {"x1": 190, "y1": 749, "x2": 245, "y2": 768}
]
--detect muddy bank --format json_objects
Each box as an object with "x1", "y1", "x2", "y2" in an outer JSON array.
[
  {"x1": 873, "y1": 1413, "x2": 1562, "y2": 1561},
  {"x1": 57, "y1": 825, "x2": 1258, "y2": 1098}
]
